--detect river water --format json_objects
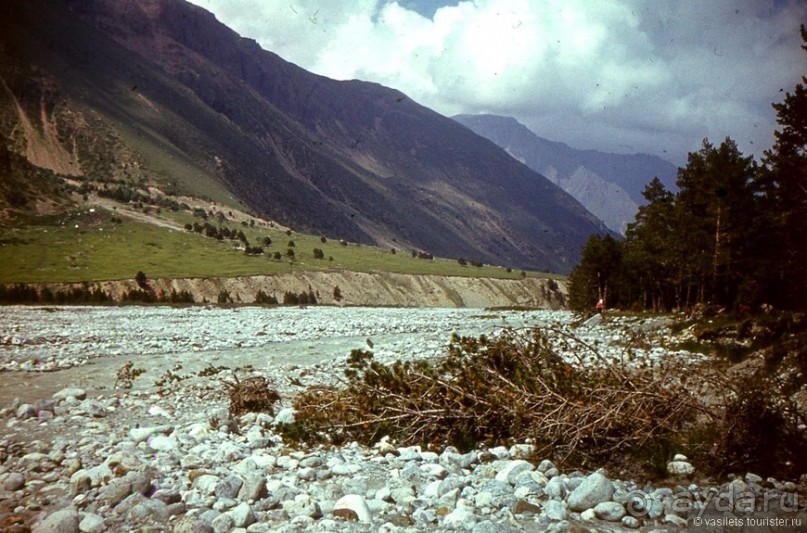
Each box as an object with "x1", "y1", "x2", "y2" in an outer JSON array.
[{"x1": 0, "y1": 306, "x2": 572, "y2": 405}]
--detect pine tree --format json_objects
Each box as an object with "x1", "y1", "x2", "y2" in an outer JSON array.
[
  {"x1": 674, "y1": 138, "x2": 756, "y2": 309},
  {"x1": 757, "y1": 25, "x2": 807, "y2": 309}
]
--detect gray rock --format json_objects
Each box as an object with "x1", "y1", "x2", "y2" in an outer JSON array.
[
  {"x1": 194, "y1": 474, "x2": 221, "y2": 495},
  {"x1": 77, "y1": 513, "x2": 105, "y2": 533},
  {"x1": 544, "y1": 476, "x2": 567, "y2": 500},
  {"x1": 512, "y1": 498, "x2": 542, "y2": 515},
  {"x1": 274, "y1": 408, "x2": 296, "y2": 425},
  {"x1": 69, "y1": 470, "x2": 92, "y2": 496},
  {"x1": 582, "y1": 314, "x2": 603, "y2": 327},
  {"x1": 238, "y1": 473, "x2": 267, "y2": 502},
  {"x1": 509, "y1": 444, "x2": 534, "y2": 459},
  {"x1": 99, "y1": 478, "x2": 134, "y2": 507},
  {"x1": 332, "y1": 494, "x2": 373, "y2": 523},
  {"x1": 129, "y1": 425, "x2": 173, "y2": 444},
  {"x1": 439, "y1": 487, "x2": 462, "y2": 509},
  {"x1": 663, "y1": 513, "x2": 688, "y2": 527},
  {"x1": 284, "y1": 494, "x2": 322, "y2": 519},
  {"x1": 215, "y1": 475, "x2": 244, "y2": 499},
  {"x1": 543, "y1": 499, "x2": 567, "y2": 521},
  {"x1": 453, "y1": 451, "x2": 479, "y2": 469},
  {"x1": 580, "y1": 508, "x2": 597, "y2": 521},
  {"x1": 667, "y1": 459, "x2": 694, "y2": 476},
  {"x1": 127, "y1": 471, "x2": 153, "y2": 495},
  {"x1": 594, "y1": 501, "x2": 626, "y2": 521},
  {"x1": 53, "y1": 388, "x2": 87, "y2": 402},
  {"x1": 442, "y1": 506, "x2": 479, "y2": 529},
  {"x1": 210, "y1": 512, "x2": 234, "y2": 533},
  {"x1": 147, "y1": 434, "x2": 177, "y2": 451},
  {"x1": 621, "y1": 515, "x2": 641, "y2": 529},
  {"x1": 331, "y1": 462, "x2": 361, "y2": 476},
  {"x1": 745, "y1": 472, "x2": 763, "y2": 484},
  {"x1": 297, "y1": 466, "x2": 317, "y2": 481},
  {"x1": 537, "y1": 459, "x2": 557, "y2": 473},
  {"x1": 75, "y1": 399, "x2": 107, "y2": 418},
  {"x1": 495, "y1": 460, "x2": 535, "y2": 485},
  {"x1": 16, "y1": 403, "x2": 37, "y2": 419},
  {"x1": 567, "y1": 472, "x2": 614, "y2": 512},
  {"x1": 33, "y1": 509, "x2": 80, "y2": 533},
  {"x1": 152, "y1": 489, "x2": 182, "y2": 504},
  {"x1": 229, "y1": 502, "x2": 256, "y2": 528},
  {"x1": 2, "y1": 472, "x2": 25, "y2": 491}
]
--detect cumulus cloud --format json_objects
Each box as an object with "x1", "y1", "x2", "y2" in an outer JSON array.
[{"x1": 189, "y1": 0, "x2": 806, "y2": 163}]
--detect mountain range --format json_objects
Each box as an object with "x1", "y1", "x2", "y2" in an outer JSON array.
[
  {"x1": 452, "y1": 114, "x2": 678, "y2": 234},
  {"x1": 1, "y1": 0, "x2": 612, "y2": 273}
]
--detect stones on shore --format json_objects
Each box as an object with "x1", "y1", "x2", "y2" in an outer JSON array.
[
  {"x1": 2, "y1": 308, "x2": 804, "y2": 531},
  {"x1": 667, "y1": 453, "x2": 695, "y2": 476},
  {"x1": 567, "y1": 471, "x2": 614, "y2": 511}
]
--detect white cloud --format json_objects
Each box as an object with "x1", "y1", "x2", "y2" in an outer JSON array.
[{"x1": 189, "y1": 0, "x2": 807, "y2": 164}]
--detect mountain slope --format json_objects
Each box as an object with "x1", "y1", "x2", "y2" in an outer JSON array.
[
  {"x1": 453, "y1": 114, "x2": 678, "y2": 234},
  {"x1": 1, "y1": 0, "x2": 608, "y2": 273}
]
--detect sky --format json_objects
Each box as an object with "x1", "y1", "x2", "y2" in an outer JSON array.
[{"x1": 187, "y1": 0, "x2": 807, "y2": 165}]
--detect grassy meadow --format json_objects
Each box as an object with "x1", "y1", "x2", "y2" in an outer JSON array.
[{"x1": 0, "y1": 204, "x2": 553, "y2": 284}]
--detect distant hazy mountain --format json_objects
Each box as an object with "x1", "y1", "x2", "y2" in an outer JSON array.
[
  {"x1": 453, "y1": 114, "x2": 678, "y2": 234},
  {"x1": 0, "y1": 0, "x2": 610, "y2": 273}
]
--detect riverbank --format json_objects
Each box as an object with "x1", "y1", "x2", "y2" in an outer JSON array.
[
  {"x1": 1, "y1": 307, "x2": 805, "y2": 532},
  {"x1": 20, "y1": 271, "x2": 566, "y2": 309}
]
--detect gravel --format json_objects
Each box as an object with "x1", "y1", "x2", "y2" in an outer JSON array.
[{"x1": 1, "y1": 305, "x2": 805, "y2": 531}]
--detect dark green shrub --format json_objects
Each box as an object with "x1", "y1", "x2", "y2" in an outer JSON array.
[
  {"x1": 217, "y1": 290, "x2": 232, "y2": 304},
  {"x1": 255, "y1": 290, "x2": 278, "y2": 305}
]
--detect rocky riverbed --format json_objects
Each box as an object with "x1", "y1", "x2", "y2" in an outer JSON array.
[{"x1": 0, "y1": 306, "x2": 805, "y2": 532}]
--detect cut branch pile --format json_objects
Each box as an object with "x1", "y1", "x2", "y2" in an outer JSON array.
[
  {"x1": 224, "y1": 375, "x2": 281, "y2": 417},
  {"x1": 290, "y1": 328, "x2": 709, "y2": 468}
]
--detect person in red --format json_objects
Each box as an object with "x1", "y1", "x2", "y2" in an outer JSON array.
[{"x1": 595, "y1": 298, "x2": 604, "y2": 313}]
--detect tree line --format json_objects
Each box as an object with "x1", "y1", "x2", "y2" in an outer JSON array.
[{"x1": 569, "y1": 26, "x2": 806, "y2": 314}]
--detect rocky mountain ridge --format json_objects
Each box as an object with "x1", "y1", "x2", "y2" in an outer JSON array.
[
  {"x1": 1, "y1": 0, "x2": 610, "y2": 274},
  {"x1": 453, "y1": 114, "x2": 678, "y2": 234}
]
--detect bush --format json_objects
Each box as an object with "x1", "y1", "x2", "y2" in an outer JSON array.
[
  {"x1": 217, "y1": 290, "x2": 232, "y2": 304},
  {"x1": 282, "y1": 288, "x2": 317, "y2": 306},
  {"x1": 288, "y1": 328, "x2": 704, "y2": 468},
  {"x1": 255, "y1": 290, "x2": 278, "y2": 305},
  {"x1": 165, "y1": 290, "x2": 194, "y2": 304},
  {"x1": 224, "y1": 375, "x2": 281, "y2": 417},
  {"x1": 313, "y1": 248, "x2": 325, "y2": 259},
  {"x1": 115, "y1": 361, "x2": 145, "y2": 389},
  {"x1": 0, "y1": 283, "x2": 40, "y2": 303}
]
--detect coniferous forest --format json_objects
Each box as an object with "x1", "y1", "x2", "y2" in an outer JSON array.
[{"x1": 569, "y1": 26, "x2": 807, "y2": 314}]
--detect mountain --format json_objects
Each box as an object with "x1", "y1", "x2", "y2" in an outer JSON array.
[
  {"x1": 0, "y1": 0, "x2": 609, "y2": 273},
  {"x1": 452, "y1": 114, "x2": 678, "y2": 234}
]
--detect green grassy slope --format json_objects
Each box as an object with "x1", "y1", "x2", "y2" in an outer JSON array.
[{"x1": 0, "y1": 199, "x2": 556, "y2": 284}]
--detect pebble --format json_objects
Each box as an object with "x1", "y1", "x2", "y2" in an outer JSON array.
[
  {"x1": 2, "y1": 308, "x2": 803, "y2": 532},
  {"x1": 567, "y1": 472, "x2": 614, "y2": 512}
]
